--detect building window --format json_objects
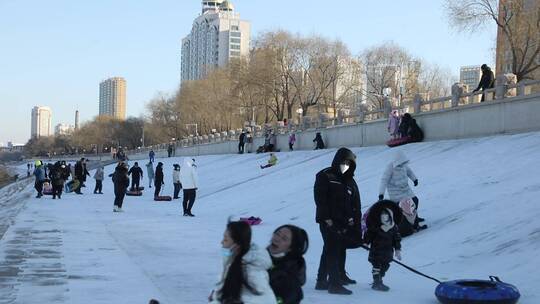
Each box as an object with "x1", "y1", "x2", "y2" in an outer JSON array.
[
  {"x1": 230, "y1": 44, "x2": 240, "y2": 50},
  {"x1": 230, "y1": 32, "x2": 241, "y2": 37},
  {"x1": 230, "y1": 50, "x2": 241, "y2": 56},
  {"x1": 231, "y1": 25, "x2": 239, "y2": 31},
  {"x1": 230, "y1": 38, "x2": 241, "y2": 43}
]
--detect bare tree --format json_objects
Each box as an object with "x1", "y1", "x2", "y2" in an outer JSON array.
[{"x1": 445, "y1": 0, "x2": 539, "y2": 81}]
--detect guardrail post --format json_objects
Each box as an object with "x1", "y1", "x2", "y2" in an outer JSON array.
[
  {"x1": 383, "y1": 96, "x2": 391, "y2": 117},
  {"x1": 451, "y1": 83, "x2": 465, "y2": 107}
]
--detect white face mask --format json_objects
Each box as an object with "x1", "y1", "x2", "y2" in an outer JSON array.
[
  {"x1": 340, "y1": 164, "x2": 350, "y2": 174},
  {"x1": 381, "y1": 213, "x2": 390, "y2": 224}
]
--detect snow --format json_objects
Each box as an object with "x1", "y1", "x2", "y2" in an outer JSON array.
[{"x1": 1, "y1": 132, "x2": 540, "y2": 303}]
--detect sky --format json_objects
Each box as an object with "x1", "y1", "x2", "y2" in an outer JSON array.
[{"x1": 0, "y1": 0, "x2": 496, "y2": 145}]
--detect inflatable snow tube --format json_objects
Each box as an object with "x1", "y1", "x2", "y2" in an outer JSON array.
[{"x1": 435, "y1": 277, "x2": 520, "y2": 304}]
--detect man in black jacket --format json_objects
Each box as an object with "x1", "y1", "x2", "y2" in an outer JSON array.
[
  {"x1": 154, "y1": 162, "x2": 164, "y2": 198},
  {"x1": 74, "y1": 158, "x2": 88, "y2": 194},
  {"x1": 314, "y1": 147, "x2": 362, "y2": 295},
  {"x1": 128, "y1": 162, "x2": 143, "y2": 191},
  {"x1": 238, "y1": 131, "x2": 246, "y2": 154},
  {"x1": 112, "y1": 162, "x2": 130, "y2": 212},
  {"x1": 473, "y1": 64, "x2": 495, "y2": 102}
]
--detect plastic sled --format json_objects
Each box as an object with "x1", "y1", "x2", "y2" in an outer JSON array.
[
  {"x1": 154, "y1": 196, "x2": 172, "y2": 202},
  {"x1": 240, "y1": 216, "x2": 262, "y2": 225},
  {"x1": 126, "y1": 190, "x2": 143, "y2": 196},
  {"x1": 435, "y1": 276, "x2": 520, "y2": 304},
  {"x1": 387, "y1": 136, "x2": 412, "y2": 147},
  {"x1": 130, "y1": 186, "x2": 144, "y2": 191}
]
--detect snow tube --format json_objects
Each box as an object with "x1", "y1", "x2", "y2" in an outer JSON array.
[
  {"x1": 129, "y1": 186, "x2": 144, "y2": 191},
  {"x1": 387, "y1": 136, "x2": 412, "y2": 147},
  {"x1": 435, "y1": 276, "x2": 520, "y2": 304},
  {"x1": 126, "y1": 190, "x2": 143, "y2": 196},
  {"x1": 154, "y1": 196, "x2": 172, "y2": 202}
]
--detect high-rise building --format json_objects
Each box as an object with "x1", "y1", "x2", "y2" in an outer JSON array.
[
  {"x1": 496, "y1": 0, "x2": 539, "y2": 81},
  {"x1": 31, "y1": 106, "x2": 52, "y2": 138},
  {"x1": 181, "y1": 0, "x2": 251, "y2": 82},
  {"x1": 54, "y1": 123, "x2": 74, "y2": 136},
  {"x1": 99, "y1": 77, "x2": 126, "y2": 120},
  {"x1": 460, "y1": 66, "x2": 482, "y2": 92},
  {"x1": 75, "y1": 110, "x2": 80, "y2": 130}
]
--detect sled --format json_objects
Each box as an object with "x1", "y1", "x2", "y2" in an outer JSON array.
[
  {"x1": 154, "y1": 196, "x2": 172, "y2": 202},
  {"x1": 240, "y1": 216, "x2": 262, "y2": 226},
  {"x1": 126, "y1": 190, "x2": 143, "y2": 196},
  {"x1": 129, "y1": 186, "x2": 145, "y2": 191},
  {"x1": 65, "y1": 180, "x2": 80, "y2": 193},
  {"x1": 435, "y1": 276, "x2": 520, "y2": 304},
  {"x1": 43, "y1": 185, "x2": 53, "y2": 195},
  {"x1": 387, "y1": 136, "x2": 413, "y2": 147}
]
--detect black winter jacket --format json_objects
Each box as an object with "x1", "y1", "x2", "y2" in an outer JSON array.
[
  {"x1": 475, "y1": 68, "x2": 495, "y2": 91},
  {"x1": 268, "y1": 253, "x2": 306, "y2": 304},
  {"x1": 128, "y1": 166, "x2": 143, "y2": 180},
  {"x1": 314, "y1": 148, "x2": 361, "y2": 230},
  {"x1": 112, "y1": 167, "x2": 130, "y2": 195},
  {"x1": 154, "y1": 165, "x2": 164, "y2": 186},
  {"x1": 365, "y1": 226, "x2": 401, "y2": 264}
]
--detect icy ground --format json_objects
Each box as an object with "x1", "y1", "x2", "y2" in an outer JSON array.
[{"x1": 1, "y1": 132, "x2": 540, "y2": 303}]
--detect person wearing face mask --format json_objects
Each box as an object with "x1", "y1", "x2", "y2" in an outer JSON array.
[
  {"x1": 364, "y1": 200, "x2": 403, "y2": 292},
  {"x1": 314, "y1": 147, "x2": 362, "y2": 295},
  {"x1": 172, "y1": 164, "x2": 182, "y2": 199},
  {"x1": 378, "y1": 150, "x2": 424, "y2": 222},
  {"x1": 209, "y1": 221, "x2": 277, "y2": 304},
  {"x1": 267, "y1": 225, "x2": 309, "y2": 304}
]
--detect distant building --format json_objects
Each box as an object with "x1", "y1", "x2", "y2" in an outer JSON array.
[
  {"x1": 460, "y1": 66, "x2": 482, "y2": 92},
  {"x1": 31, "y1": 106, "x2": 52, "y2": 138},
  {"x1": 181, "y1": 0, "x2": 251, "y2": 82},
  {"x1": 99, "y1": 77, "x2": 126, "y2": 120},
  {"x1": 75, "y1": 110, "x2": 80, "y2": 130},
  {"x1": 54, "y1": 123, "x2": 74, "y2": 136}
]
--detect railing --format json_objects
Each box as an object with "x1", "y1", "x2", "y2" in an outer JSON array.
[{"x1": 126, "y1": 78, "x2": 540, "y2": 155}]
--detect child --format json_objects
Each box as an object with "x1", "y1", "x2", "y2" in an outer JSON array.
[
  {"x1": 288, "y1": 132, "x2": 296, "y2": 151},
  {"x1": 261, "y1": 153, "x2": 278, "y2": 169},
  {"x1": 364, "y1": 202, "x2": 402, "y2": 292},
  {"x1": 387, "y1": 110, "x2": 400, "y2": 139}
]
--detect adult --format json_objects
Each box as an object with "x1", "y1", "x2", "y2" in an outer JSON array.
[
  {"x1": 378, "y1": 151, "x2": 423, "y2": 221},
  {"x1": 246, "y1": 131, "x2": 253, "y2": 153},
  {"x1": 154, "y1": 162, "x2": 164, "y2": 198},
  {"x1": 288, "y1": 132, "x2": 296, "y2": 151},
  {"x1": 146, "y1": 161, "x2": 155, "y2": 189},
  {"x1": 313, "y1": 132, "x2": 325, "y2": 150},
  {"x1": 314, "y1": 147, "x2": 362, "y2": 295},
  {"x1": 128, "y1": 162, "x2": 144, "y2": 191},
  {"x1": 267, "y1": 225, "x2": 309, "y2": 304},
  {"x1": 74, "y1": 158, "x2": 86, "y2": 194},
  {"x1": 33, "y1": 161, "x2": 46, "y2": 198},
  {"x1": 208, "y1": 221, "x2": 277, "y2": 304},
  {"x1": 239, "y1": 131, "x2": 246, "y2": 154},
  {"x1": 387, "y1": 110, "x2": 400, "y2": 139},
  {"x1": 172, "y1": 164, "x2": 182, "y2": 199},
  {"x1": 112, "y1": 162, "x2": 130, "y2": 212},
  {"x1": 473, "y1": 64, "x2": 495, "y2": 102},
  {"x1": 180, "y1": 158, "x2": 198, "y2": 216},
  {"x1": 50, "y1": 161, "x2": 67, "y2": 199},
  {"x1": 398, "y1": 113, "x2": 424, "y2": 142},
  {"x1": 94, "y1": 166, "x2": 104, "y2": 194},
  {"x1": 81, "y1": 158, "x2": 90, "y2": 187},
  {"x1": 167, "y1": 144, "x2": 174, "y2": 157},
  {"x1": 268, "y1": 132, "x2": 277, "y2": 152},
  {"x1": 149, "y1": 150, "x2": 155, "y2": 163}
]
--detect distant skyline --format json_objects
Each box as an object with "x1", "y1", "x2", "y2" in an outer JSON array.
[{"x1": 0, "y1": 0, "x2": 496, "y2": 144}]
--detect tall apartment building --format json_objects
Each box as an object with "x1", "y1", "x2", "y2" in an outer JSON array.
[
  {"x1": 496, "y1": 0, "x2": 539, "y2": 81},
  {"x1": 460, "y1": 66, "x2": 482, "y2": 92},
  {"x1": 31, "y1": 106, "x2": 52, "y2": 138},
  {"x1": 181, "y1": 0, "x2": 251, "y2": 82},
  {"x1": 99, "y1": 77, "x2": 126, "y2": 120}
]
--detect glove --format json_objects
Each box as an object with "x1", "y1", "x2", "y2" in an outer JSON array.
[
  {"x1": 414, "y1": 179, "x2": 418, "y2": 187},
  {"x1": 378, "y1": 194, "x2": 384, "y2": 200},
  {"x1": 395, "y1": 250, "x2": 402, "y2": 261}
]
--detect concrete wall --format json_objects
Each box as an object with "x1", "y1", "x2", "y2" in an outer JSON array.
[{"x1": 127, "y1": 93, "x2": 540, "y2": 159}]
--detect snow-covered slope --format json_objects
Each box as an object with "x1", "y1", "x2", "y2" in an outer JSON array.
[{"x1": 1, "y1": 132, "x2": 539, "y2": 303}]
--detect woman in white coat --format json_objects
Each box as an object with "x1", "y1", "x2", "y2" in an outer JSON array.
[
  {"x1": 378, "y1": 151, "x2": 424, "y2": 221},
  {"x1": 209, "y1": 221, "x2": 277, "y2": 304},
  {"x1": 180, "y1": 158, "x2": 198, "y2": 216}
]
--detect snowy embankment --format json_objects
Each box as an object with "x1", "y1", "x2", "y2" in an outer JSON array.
[{"x1": 0, "y1": 132, "x2": 539, "y2": 303}]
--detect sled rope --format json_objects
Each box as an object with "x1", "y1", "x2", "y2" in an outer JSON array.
[{"x1": 360, "y1": 245, "x2": 441, "y2": 284}]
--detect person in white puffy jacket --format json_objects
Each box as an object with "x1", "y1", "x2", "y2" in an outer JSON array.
[
  {"x1": 180, "y1": 158, "x2": 198, "y2": 216},
  {"x1": 378, "y1": 151, "x2": 424, "y2": 221},
  {"x1": 209, "y1": 221, "x2": 277, "y2": 304},
  {"x1": 172, "y1": 164, "x2": 182, "y2": 200}
]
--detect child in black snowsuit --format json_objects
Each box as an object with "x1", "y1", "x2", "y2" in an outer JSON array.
[{"x1": 364, "y1": 206, "x2": 402, "y2": 291}]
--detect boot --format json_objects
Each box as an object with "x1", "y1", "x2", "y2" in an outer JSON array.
[
  {"x1": 372, "y1": 275, "x2": 390, "y2": 291},
  {"x1": 341, "y1": 272, "x2": 357, "y2": 285},
  {"x1": 315, "y1": 280, "x2": 328, "y2": 290},
  {"x1": 328, "y1": 284, "x2": 352, "y2": 295}
]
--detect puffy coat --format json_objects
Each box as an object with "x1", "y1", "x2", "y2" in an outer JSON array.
[
  {"x1": 268, "y1": 252, "x2": 306, "y2": 304},
  {"x1": 179, "y1": 158, "x2": 198, "y2": 190},
  {"x1": 314, "y1": 148, "x2": 362, "y2": 229},
  {"x1": 33, "y1": 166, "x2": 46, "y2": 182},
  {"x1": 94, "y1": 168, "x2": 104, "y2": 181},
  {"x1": 173, "y1": 168, "x2": 181, "y2": 184},
  {"x1": 112, "y1": 166, "x2": 129, "y2": 195},
  {"x1": 154, "y1": 163, "x2": 164, "y2": 186},
  {"x1": 210, "y1": 244, "x2": 277, "y2": 304},
  {"x1": 146, "y1": 163, "x2": 155, "y2": 179},
  {"x1": 379, "y1": 151, "x2": 417, "y2": 202},
  {"x1": 365, "y1": 225, "x2": 401, "y2": 264},
  {"x1": 128, "y1": 166, "x2": 143, "y2": 181}
]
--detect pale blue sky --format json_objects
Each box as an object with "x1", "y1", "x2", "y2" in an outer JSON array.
[{"x1": 0, "y1": 0, "x2": 495, "y2": 144}]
